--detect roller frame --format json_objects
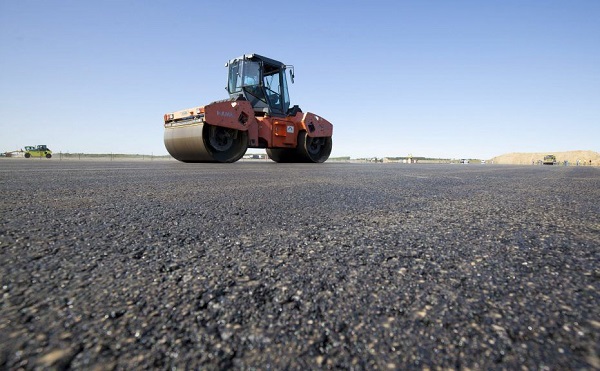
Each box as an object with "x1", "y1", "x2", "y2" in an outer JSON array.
[{"x1": 164, "y1": 100, "x2": 333, "y2": 163}]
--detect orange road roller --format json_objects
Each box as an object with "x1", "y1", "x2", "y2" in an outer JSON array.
[{"x1": 164, "y1": 54, "x2": 333, "y2": 163}]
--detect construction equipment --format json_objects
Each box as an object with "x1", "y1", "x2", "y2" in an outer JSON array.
[
  {"x1": 543, "y1": 154, "x2": 556, "y2": 165},
  {"x1": 24, "y1": 145, "x2": 52, "y2": 159},
  {"x1": 164, "y1": 54, "x2": 333, "y2": 163}
]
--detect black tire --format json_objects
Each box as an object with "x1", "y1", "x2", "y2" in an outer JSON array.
[
  {"x1": 46, "y1": 153, "x2": 52, "y2": 159},
  {"x1": 24, "y1": 153, "x2": 31, "y2": 158},
  {"x1": 203, "y1": 124, "x2": 248, "y2": 163}
]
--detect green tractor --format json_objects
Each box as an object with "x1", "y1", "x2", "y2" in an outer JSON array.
[
  {"x1": 543, "y1": 154, "x2": 556, "y2": 165},
  {"x1": 24, "y1": 145, "x2": 52, "y2": 159}
]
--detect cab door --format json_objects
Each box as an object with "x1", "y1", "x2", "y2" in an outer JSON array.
[{"x1": 263, "y1": 69, "x2": 290, "y2": 117}]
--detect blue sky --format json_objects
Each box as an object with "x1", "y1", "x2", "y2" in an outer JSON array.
[{"x1": 1, "y1": 0, "x2": 598, "y2": 159}]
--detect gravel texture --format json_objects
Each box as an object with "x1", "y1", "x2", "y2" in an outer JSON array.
[{"x1": 1, "y1": 159, "x2": 599, "y2": 370}]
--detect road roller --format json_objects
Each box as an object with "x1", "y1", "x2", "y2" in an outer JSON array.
[{"x1": 164, "y1": 54, "x2": 333, "y2": 163}]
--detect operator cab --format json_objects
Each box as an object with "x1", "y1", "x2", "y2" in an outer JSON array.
[{"x1": 226, "y1": 54, "x2": 299, "y2": 117}]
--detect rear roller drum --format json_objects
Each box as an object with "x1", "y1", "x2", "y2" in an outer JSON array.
[
  {"x1": 266, "y1": 148, "x2": 298, "y2": 163},
  {"x1": 267, "y1": 132, "x2": 332, "y2": 163},
  {"x1": 302, "y1": 133, "x2": 332, "y2": 163}
]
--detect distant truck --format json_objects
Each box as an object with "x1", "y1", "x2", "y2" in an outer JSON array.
[
  {"x1": 543, "y1": 154, "x2": 556, "y2": 165},
  {"x1": 24, "y1": 145, "x2": 52, "y2": 159}
]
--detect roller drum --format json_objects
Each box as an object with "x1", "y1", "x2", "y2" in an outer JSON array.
[
  {"x1": 164, "y1": 123, "x2": 248, "y2": 163},
  {"x1": 266, "y1": 132, "x2": 332, "y2": 163}
]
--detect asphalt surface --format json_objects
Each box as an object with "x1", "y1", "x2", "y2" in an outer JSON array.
[{"x1": 1, "y1": 159, "x2": 598, "y2": 370}]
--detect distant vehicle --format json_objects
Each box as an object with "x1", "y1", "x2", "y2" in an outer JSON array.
[
  {"x1": 460, "y1": 159, "x2": 469, "y2": 164},
  {"x1": 24, "y1": 145, "x2": 52, "y2": 159},
  {"x1": 543, "y1": 154, "x2": 556, "y2": 165}
]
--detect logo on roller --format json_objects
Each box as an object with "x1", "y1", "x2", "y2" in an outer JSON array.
[{"x1": 217, "y1": 111, "x2": 234, "y2": 118}]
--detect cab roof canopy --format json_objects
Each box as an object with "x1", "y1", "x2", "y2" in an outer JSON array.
[{"x1": 226, "y1": 53, "x2": 285, "y2": 70}]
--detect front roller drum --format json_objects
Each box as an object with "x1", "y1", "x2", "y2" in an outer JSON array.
[
  {"x1": 267, "y1": 132, "x2": 332, "y2": 163},
  {"x1": 165, "y1": 123, "x2": 248, "y2": 163}
]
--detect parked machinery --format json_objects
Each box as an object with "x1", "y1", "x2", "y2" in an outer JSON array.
[
  {"x1": 164, "y1": 54, "x2": 333, "y2": 163},
  {"x1": 543, "y1": 154, "x2": 557, "y2": 165},
  {"x1": 24, "y1": 145, "x2": 52, "y2": 159}
]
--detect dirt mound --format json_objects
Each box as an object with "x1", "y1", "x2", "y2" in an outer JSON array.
[{"x1": 490, "y1": 150, "x2": 599, "y2": 165}]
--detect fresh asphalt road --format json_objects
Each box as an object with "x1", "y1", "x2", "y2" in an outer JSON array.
[{"x1": 1, "y1": 159, "x2": 598, "y2": 369}]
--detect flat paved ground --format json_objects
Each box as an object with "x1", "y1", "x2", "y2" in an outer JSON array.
[{"x1": 1, "y1": 159, "x2": 598, "y2": 369}]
